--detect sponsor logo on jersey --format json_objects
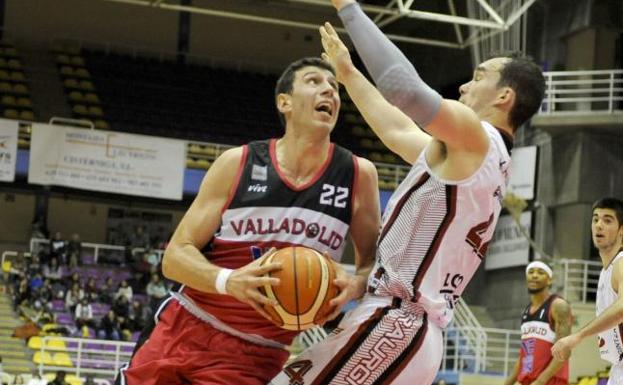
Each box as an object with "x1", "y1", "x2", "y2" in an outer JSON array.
[
  {"x1": 229, "y1": 217, "x2": 344, "y2": 250},
  {"x1": 248, "y1": 184, "x2": 268, "y2": 193},
  {"x1": 251, "y1": 164, "x2": 267, "y2": 181}
]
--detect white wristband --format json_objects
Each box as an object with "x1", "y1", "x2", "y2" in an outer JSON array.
[{"x1": 215, "y1": 268, "x2": 233, "y2": 295}]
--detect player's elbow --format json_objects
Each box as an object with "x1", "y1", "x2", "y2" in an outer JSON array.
[{"x1": 161, "y1": 244, "x2": 179, "y2": 280}]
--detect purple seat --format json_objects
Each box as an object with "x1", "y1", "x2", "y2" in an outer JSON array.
[
  {"x1": 51, "y1": 300, "x2": 65, "y2": 312},
  {"x1": 56, "y1": 313, "x2": 75, "y2": 326},
  {"x1": 82, "y1": 254, "x2": 95, "y2": 265}
]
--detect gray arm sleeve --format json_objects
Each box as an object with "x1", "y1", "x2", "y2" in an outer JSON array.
[{"x1": 338, "y1": 3, "x2": 442, "y2": 126}]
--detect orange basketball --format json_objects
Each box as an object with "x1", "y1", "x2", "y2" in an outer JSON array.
[{"x1": 259, "y1": 246, "x2": 338, "y2": 331}]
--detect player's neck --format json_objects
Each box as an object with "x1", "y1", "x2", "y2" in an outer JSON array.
[
  {"x1": 599, "y1": 241, "x2": 623, "y2": 268},
  {"x1": 275, "y1": 134, "x2": 331, "y2": 184},
  {"x1": 529, "y1": 289, "x2": 550, "y2": 309},
  {"x1": 479, "y1": 109, "x2": 513, "y2": 137}
]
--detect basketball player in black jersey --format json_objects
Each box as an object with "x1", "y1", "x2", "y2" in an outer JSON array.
[
  {"x1": 505, "y1": 262, "x2": 571, "y2": 385},
  {"x1": 117, "y1": 58, "x2": 381, "y2": 385}
]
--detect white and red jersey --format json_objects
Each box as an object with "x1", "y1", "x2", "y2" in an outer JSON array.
[
  {"x1": 367, "y1": 122, "x2": 511, "y2": 328},
  {"x1": 597, "y1": 251, "x2": 623, "y2": 364},
  {"x1": 182, "y1": 139, "x2": 358, "y2": 345},
  {"x1": 518, "y1": 295, "x2": 569, "y2": 384}
]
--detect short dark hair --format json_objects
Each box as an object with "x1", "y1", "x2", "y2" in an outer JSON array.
[
  {"x1": 592, "y1": 197, "x2": 623, "y2": 226},
  {"x1": 274, "y1": 57, "x2": 336, "y2": 127},
  {"x1": 489, "y1": 51, "x2": 545, "y2": 130}
]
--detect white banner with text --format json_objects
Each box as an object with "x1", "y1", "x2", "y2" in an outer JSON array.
[
  {"x1": 28, "y1": 124, "x2": 185, "y2": 200},
  {"x1": 0, "y1": 119, "x2": 18, "y2": 182},
  {"x1": 485, "y1": 211, "x2": 532, "y2": 270}
]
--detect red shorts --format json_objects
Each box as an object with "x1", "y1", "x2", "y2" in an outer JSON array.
[
  {"x1": 120, "y1": 299, "x2": 290, "y2": 385},
  {"x1": 520, "y1": 377, "x2": 568, "y2": 385}
]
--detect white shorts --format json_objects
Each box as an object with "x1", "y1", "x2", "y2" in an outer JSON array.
[
  {"x1": 270, "y1": 295, "x2": 443, "y2": 385},
  {"x1": 608, "y1": 362, "x2": 623, "y2": 385}
]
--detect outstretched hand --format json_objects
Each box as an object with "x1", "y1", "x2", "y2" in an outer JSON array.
[
  {"x1": 331, "y1": 0, "x2": 356, "y2": 11},
  {"x1": 319, "y1": 22, "x2": 354, "y2": 83},
  {"x1": 551, "y1": 333, "x2": 580, "y2": 362},
  {"x1": 225, "y1": 247, "x2": 282, "y2": 321}
]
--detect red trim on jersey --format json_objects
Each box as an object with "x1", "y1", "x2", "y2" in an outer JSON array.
[
  {"x1": 350, "y1": 155, "x2": 360, "y2": 220},
  {"x1": 220, "y1": 145, "x2": 249, "y2": 215},
  {"x1": 412, "y1": 185, "x2": 458, "y2": 291},
  {"x1": 269, "y1": 138, "x2": 335, "y2": 191},
  {"x1": 378, "y1": 173, "x2": 431, "y2": 245}
]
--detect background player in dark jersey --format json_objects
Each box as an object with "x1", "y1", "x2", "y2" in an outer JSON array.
[
  {"x1": 117, "y1": 57, "x2": 381, "y2": 385},
  {"x1": 505, "y1": 261, "x2": 572, "y2": 385}
]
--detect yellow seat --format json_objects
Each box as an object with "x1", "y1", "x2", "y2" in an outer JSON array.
[
  {"x1": 33, "y1": 351, "x2": 54, "y2": 365},
  {"x1": 56, "y1": 54, "x2": 70, "y2": 64},
  {"x1": 19, "y1": 110, "x2": 35, "y2": 121},
  {"x1": 13, "y1": 83, "x2": 28, "y2": 94},
  {"x1": 0, "y1": 69, "x2": 9, "y2": 80},
  {"x1": 87, "y1": 105, "x2": 103, "y2": 117},
  {"x1": 28, "y1": 336, "x2": 43, "y2": 350},
  {"x1": 10, "y1": 71, "x2": 25, "y2": 82},
  {"x1": 53, "y1": 351, "x2": 73, "y2": 367},
  {"x1": 7, "y1": 59, "x2": 22, "y2": 69},
  {"x1": 4, "y1": 47, "x2": 18, "y2": 57},
  {"x1": 79, "y1": 80, "x2": 94, "y2": 91},
  {"x1": 64, "y1": 78, "x2": 79, "y2": 88},
  {"x1": 46, "y1": 337, "x2": 67, "y2": 351},
  {"x1": 94, "y1": 119, "x2": 110, "y2": 130},
  {"x1": 65, "y1": 374, "x2": 83, "y2": 385},
  {"x1": 0, "y1": 58, "x2": 7, "y2": 68},
  {"x1": 3, "y1": 108, "x2": 18, "y2": 119},
  {"x1": 1, "y1": 259, "x2": 10, "y2": 273},
  {"x1": 196, "y1": 159, "x2": 211, "y2": 169},
  {"x1": 72, "y1": 104, "x2": 88, "y2": 115},
  {"x1": 16, "y1": 97, "x2": 32, "y2": 108},
  {"x1": 18, "y1": 138, "x2": 30, "y2": 148},
  {"x1": 0, "y1": 81, "x2": 11, "y2": 92},
  {"x1": 70, "y1": 56, "x2": 85, "y2": 67},
  {"x1": 75, "y1": 68, "x2": 90, "y2": 78},
  {"x1": 60, "y1": 66, "x2": 74, "y2": 76},
  {"x1": 68, "y1": 90, "x2": 84, "y2": 102},
  {"x1": 1, "y1": 95, "x2": 16, "y2": 106},
  {"x1": 84, "y1": 93, "x2": 100, "y2": 104}
]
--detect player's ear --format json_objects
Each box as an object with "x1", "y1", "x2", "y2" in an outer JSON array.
[{"x1": 276, "y1": 93, "x2": 292, "y2": 115}]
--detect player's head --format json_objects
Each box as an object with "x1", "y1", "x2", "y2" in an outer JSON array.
[
  {"x1": 525, "y1": 261, "x2": 552, "y2": 294},
  {"x1": 591, "y1": 197, "x2": 623, "y2": 251},
  {"x1": 459, "y1": 52, "x2": 545, "y2": 131},
  {"x1": 275, "y1": 57, "x2": 340, "y2": 131}
]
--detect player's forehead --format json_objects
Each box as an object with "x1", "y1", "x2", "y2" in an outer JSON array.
[
  {"x1": 527, "y1": 267, "x2": 548, "y2": 275},
  {"x1": 475, "y1": 57, "x2": 510, "y2": 75},
  {"x1": 294, "y1": 65, "x2": 335, "y2": 81},
  {"x1": 593, "y1": 208, "x2": 617, "y2": 219}
]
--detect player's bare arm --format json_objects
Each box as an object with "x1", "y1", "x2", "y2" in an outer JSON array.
[
  {"x1": 162, "y1": 147, "x2": 282, "y2": 318},
  {"x1": 320, "y1": 23, "x2": 431, "y2": 164},
  {"x1": 552, "y1": 259, "x2": 623, "y2": 361},
  {"x1": 531, "y1": 298, "x2": 571, "y2": 385},
  {"x1": 324, "y1": 157, "x2": 380, "y2": 321}
]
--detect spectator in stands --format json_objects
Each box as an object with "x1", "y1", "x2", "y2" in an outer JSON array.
[
  {"x1": 26, "y1": 254, "x2": 42, "y2": 276},
  {"x1": 43, "y1": 257, "x2": 63, "y2": 282},
  {"x1": 99, "y1": 277, "x2": 116, "y2": 304},
  {"x1": 48, "y1": 370, "x2": 69, "y2": 385},
  {"x1": 97, "y1": 310, "x2": 121, "y2": 340},
  {"x1": 84, "y1": 277, "x2": 99, "y2": 302},
  {"x1": 32, "y1": 279, "x2": 54, "y2": 311},
  {"x1": 64, "y1": 283, "x2": 84, "y2": 312},
  {"x1": 26, "y1": 372, "x2": 46, "y2": 385},
  {"x1": 129, "y1": 225, "x2": 151, "y2": 250},
  {"x1": 74, "y1": 297, "x2": 95, "y2": 330},
  {"x1": 68, "y1": 272, "x2": 81, "y2": 290},
  {"x1": 128, "y1": 300, "x2": 150, "y2": 332},
  {"x1": 115, "y1": 279, "x2": 133, "y2": 302},
  {"x1": 145, "y1": 274, "x2": 167, "y2": 310},
  {"x1": 48, "y1": 232, "x2": 67, "y2": 265},
  {"x1": 12, "y1": 278, "x2": 30, "y2": 311},
  {"x1": 28, "y1": 273, "x2": 44, "y2": 293},
  {"x1": 66, "y1": 233, "x2": 82, "y2": 265},
  {"x1": 112, "y1": 294, "x2": 130, "y2": 319},
  {"x1": 82, "y1": 376, "x2": 95, "y2": 385},
  {"x1": 6, "y1": 257, "x2": 25, "y2": 289}
]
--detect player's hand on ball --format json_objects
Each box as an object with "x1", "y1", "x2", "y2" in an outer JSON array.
[
  {"x1": 318, "y1": 256, "x2": 365, "y2": 323},
  {"x1": 226, "y1": 247, "x2": 282, "y2": 321}
]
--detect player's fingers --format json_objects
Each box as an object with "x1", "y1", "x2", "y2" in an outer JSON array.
[
  {"x1": 253, "y1": 261, "x2": 283, "y2": 275},
  {"x1": 248, "y1": 301, "x2": 273, "y2": 322},
  {"x1": 333, "y1": 277, "x2": 349, "y2": 290},
  {"x1": 324, "y1": 22, "x2": 337, "y2": 36},
  {"x1": 324, "y1": 306, "x2": 341, "y2": 322},
  {"x1": 248, "y1": 288, "x2": 277, "y2": 306}
]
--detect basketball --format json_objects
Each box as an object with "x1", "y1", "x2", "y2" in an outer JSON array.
[{"x1": 259, "y1": 246, "x2": 339, "y2": 331}]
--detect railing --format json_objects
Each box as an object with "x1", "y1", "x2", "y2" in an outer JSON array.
[
  {"x1": 539, "y1": 69, "x2": 623, "y2": 115},
  {"x1": 451, "y1": 298, "x2": 487, "y2": 371},
  {"x1": 555, "y1": 258, "x2": 602, "y2": 304},
  {"x1": 37, "y1": 336, "x2": 135, "y2": 384},
  {"x1": 441, "y1": 326, "x2": 521, "y2": 376}
]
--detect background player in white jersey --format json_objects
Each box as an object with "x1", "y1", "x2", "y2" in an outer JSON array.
[
  {"x1": 552, "y1": 198, "x2": 623, "y2": 385},
  {"x1": 505, "y1": 261, "x2": 571, "y2": 385},
  {"x1": 271, "y1": 1, "x2": 545, "y2": 384},
  {"x1": 118, "y1": 57, "x2": 381, "y2": 385}
]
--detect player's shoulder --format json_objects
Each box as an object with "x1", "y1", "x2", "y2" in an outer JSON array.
[
  {"x1": 353, "y1": 155, "x2": 378, "y2": 178},
  {"x1": 213, "y1": 146, "x2": 245, "y2": 167},
  {"x1": 551, "y1": 296, "x2": 572, "y2": 315}
]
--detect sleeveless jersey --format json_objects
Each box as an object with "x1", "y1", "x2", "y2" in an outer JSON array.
[
  {"x1": 518, "y1": 295, "x2": 569, "y2": 384},
  {"x1": 182, "y1": 139, "x2": 357, "y2": 345},
  {"x1": 596, "y1": 251, "x2": 623, "y2": 364},
  {"x1": 367, "y1": 122, "x2": 511, "y2": 328}
]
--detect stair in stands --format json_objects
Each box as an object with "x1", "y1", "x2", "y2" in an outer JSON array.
[
  {"x1": 0, "y1": 290, "x2": 35, "y2": 374},
  {"x1": 18, "y1": 46, "x2": 72, "y2": 122}
]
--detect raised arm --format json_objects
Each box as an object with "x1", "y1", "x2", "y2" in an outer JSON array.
[
  {"x1": 161, "y1": 147, "x2": 281, "y2": 318},
  {"x1": 332, "y1": 1, "x2": 487, "y2": 154},
  {"x1": 552, "y1": 259, "x2": 623, "y2": 361}
]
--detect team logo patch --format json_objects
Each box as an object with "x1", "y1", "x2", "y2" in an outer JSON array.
[{"x1": 252, "y1": 164, "x2": 268, "y2": 181}]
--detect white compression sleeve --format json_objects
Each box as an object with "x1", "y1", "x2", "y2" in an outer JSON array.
[{"x1": 338, "y1": 3, "x2": 442, "y2": 127}]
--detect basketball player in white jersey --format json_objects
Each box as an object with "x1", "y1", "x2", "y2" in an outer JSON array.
[
  {"x1": 271, "y1": 1, "x2": 545, "y2": 384},
  {"x1": 552, "y1": 198, "x2": 623, "y2": 385}
]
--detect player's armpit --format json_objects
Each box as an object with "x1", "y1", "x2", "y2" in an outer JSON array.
[{"x1": 425, "y1": 99, "x2": 490, "y2": 154}]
